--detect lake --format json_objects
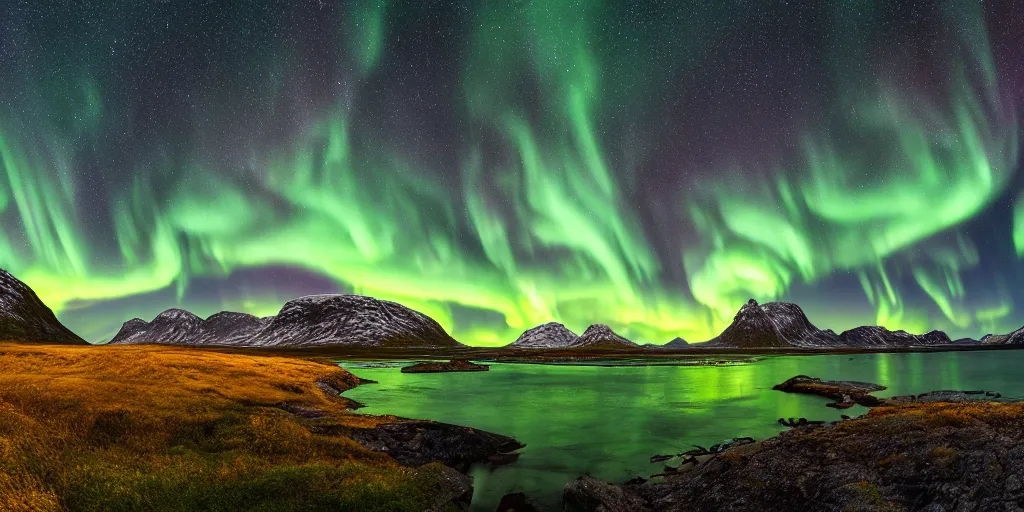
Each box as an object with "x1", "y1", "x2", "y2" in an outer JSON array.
[{"x1": 339, "y1": 351, "x2": 1022, "y2": 511}]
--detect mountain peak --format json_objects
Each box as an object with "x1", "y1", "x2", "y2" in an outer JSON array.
[
  {"x1": 508, "y1": 322, "x2": 579, "y2": 349},
  {"x1": 706, "y1": 299, "x2": 839, "y2": 348},
  {"x1": 247, "y1": 294, "x2": 462, "y2": 348},
  {"x1": 575, "y1": 324, "x2": 636, "y2": 349}
]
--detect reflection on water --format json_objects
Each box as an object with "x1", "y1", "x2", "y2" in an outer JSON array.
[{"x1": 339, "y1": 351, "x2": 1017, "y2": 511}]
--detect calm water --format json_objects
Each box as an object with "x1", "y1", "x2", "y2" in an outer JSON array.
[{"x1": 339, "y1": 352, "x2": 1024, "y2": 511}]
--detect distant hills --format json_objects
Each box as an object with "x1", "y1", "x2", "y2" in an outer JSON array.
[
  {"x1": 1, "y1": 266, "x2": 1023, "y2": 350},
  {"x1": 507, "y1": 322, "x2": 636, "y2": 350}
]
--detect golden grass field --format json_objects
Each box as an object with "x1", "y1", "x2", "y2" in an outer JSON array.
[{"x1": 0, "y1": 343, "x2": 460, "y2": 512}]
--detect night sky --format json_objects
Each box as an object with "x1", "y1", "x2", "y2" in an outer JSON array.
[{"x1": 0, "y1": 1, "x2": 1022, "y2": 345}]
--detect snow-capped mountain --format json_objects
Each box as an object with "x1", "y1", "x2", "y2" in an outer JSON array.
[
  {"x1": 110, "y1": 294, "x2": 461, "y2": 348},
  {"x1": 109, "y1": 310, "x2": 270, "y2": 346},
  {"x1": 0, "y1": 269, "x2": 86, "y2": 344},
  {"x1": 573, "y1": 324, "x2": 637, "y2": 349},
  {"x1": 246, "y1": 294, "x2": 461, "y2": 348},
  {"x1": 507, "y1": 322, "x2": 580, "y2": 348}
]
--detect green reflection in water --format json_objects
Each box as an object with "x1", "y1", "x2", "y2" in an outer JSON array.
[{"x1": 341, "y1": 352, "x2": 1021, "y2": 511}]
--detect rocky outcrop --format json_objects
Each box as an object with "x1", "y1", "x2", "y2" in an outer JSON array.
[
  {"x1": 772, "y1": 375, "x2": 887, "y2": 409},
  {"x1": 563, "y1": 398, "x2": 1024, "y2": 511},
  {"x1": 401, "y1": 359, "x2": 489, "y2": 373},
  {"x1": 563, "y1": 476, "x2": 648, "y2": 512},
  {"x1": 110, "y1": 294, "x2": 463, "y2": 348},
  {"x1": 348, "y1": 420, "x2": 524, "y2": 473},
  {"x1": 0, "y1": 269, "x2": 86, "y2": 344},
  {"x1": 574, "y1": 324, "x2": 637, "y2": 349},
  {"x1": 508, "y1": 322, "x2": 580, "y2": 349}
]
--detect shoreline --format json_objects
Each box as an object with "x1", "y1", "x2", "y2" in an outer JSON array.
[
  {"x1": 0, "y1": 342, "x2": 523, "y2": 511},
  {"x1": 86, "y1": 339, "x2": 1024, "y2": 363}
]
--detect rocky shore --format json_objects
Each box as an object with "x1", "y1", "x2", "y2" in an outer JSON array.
[{"x1": 564, "y1": 376, "x2": 1023, "y2": 511}]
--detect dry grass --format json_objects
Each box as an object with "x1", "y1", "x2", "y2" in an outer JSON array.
[{"x1": 0, "y1": 343, "x2": 455, "y2": 511}]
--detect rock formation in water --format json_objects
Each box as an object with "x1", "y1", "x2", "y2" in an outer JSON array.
[
  {"x1": 0, "y1": 269, "x2": 86, "y2": 344},
  {"x1": 110, "y1": 294, "x2": 462, "y2": 348},
  {"x1": 574, "y1": 324, "x2": 637, "y2": 349},
  {"x1": 507, "y1": 322, "x2": 580, "y2": 349},
  {"x1": 701, "y1": 298, "x2": 955, "y2": 349},
  {"x1": 400, "y1": 359, "x2": 489, "y2": 373}
]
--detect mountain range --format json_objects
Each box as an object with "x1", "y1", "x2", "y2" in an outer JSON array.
[
  {"x1": 0, "y1": 267, "x2": 1021, "y2": 350},
  {"x1": 699, "y1": 298, "x2": 953, "y2": 349},
  {"x1": 109, "y1": 294, "x2": 462, "y2": 348}
]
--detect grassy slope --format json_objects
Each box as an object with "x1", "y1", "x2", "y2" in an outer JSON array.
[{"x1": 0, "y1": 343, "x2": 458, "y2": 512}]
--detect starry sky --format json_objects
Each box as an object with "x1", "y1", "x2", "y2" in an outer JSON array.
[{"x1": 0, "y1": 1, "x2": 1021, "y2": 345}]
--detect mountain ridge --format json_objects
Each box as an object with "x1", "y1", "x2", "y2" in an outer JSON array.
[{"x1": 0, "y1": 269, "x2": 86, "y2": 345}]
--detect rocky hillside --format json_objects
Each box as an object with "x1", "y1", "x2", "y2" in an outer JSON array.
[
  {"x1": 574, "y1": 324, "x2": 637, "y2": 349},
  {"x1": 110, "y1": 294, "x2": 462, "y2": 349},
  {"x1": 507, "y1": 322, "x2": 580, "y2": 349},
  {"x1": 980, "y1": 326, "x2": 1024, "y2": 345},
  {"x1": 0, "y1": 269, "x2": 86, "y2": 344}
]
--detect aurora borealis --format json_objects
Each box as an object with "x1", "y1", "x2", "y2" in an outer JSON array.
[{"x1": 0, "y1": 1, "x2": 1021, "y2": 345}]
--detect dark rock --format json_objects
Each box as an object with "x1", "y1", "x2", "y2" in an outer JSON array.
[
  {"x1": 0, "y1": 268, "x2": 86, "y2": 344},
  {"x1": 569, "y1": 399, "x2": 1024, "y2": 510},
  {"x1": 413, "y1": 464, "x2": 474, "y2": 510},
  {"x1": 563, "y1": 475, "x2": 649, "y2": 512},
  {"x1": 889, "y1": 389, "x2": 1005, "y2": 404},
  {"x1": 496, "y1": 492, "x2": 538, "y2": 512},
  {"x1": 773, "y1": 375, "x2": 887, "y2": 408},
  {"x1": 348, "y1": 420, "x2": 524, "y2": 473},
  {"x1": 401, "y1": 359, "x2": 490, "y2": 373}
]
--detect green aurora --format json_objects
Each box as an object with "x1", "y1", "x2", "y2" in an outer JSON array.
[{"x1": 0, "y1": 1, "x2": 1020, "y2": 344}]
